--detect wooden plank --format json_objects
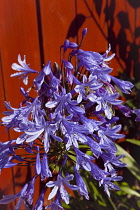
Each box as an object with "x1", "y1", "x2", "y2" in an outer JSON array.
[
  {"x1": 40, "y1": 0, "x2": 77, "y2": 65},
  {"x1": 77, "y1": 0, "x2": 108, "y2": 52},
  {"x1": 0, "y1": 0, "x2": 41, "y2": 208}
]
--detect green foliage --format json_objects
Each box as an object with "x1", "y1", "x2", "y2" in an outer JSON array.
[
  {"x1": 116, "y1": 144, "x2": 140, "y2": 181},
  {"x1": 126, "y1": 139, "x2": 140, "y2": 146}
]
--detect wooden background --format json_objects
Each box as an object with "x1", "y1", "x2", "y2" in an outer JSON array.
[{"x1": 0, "y1": 0, "x2": 140, "y2": 209}]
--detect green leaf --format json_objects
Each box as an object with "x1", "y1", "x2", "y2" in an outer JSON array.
[
  {"x1": 62, "y1": 202, "x2": 71, "y2": 209},
  {"x1": 137, "y1": 200, "x2": 140, "y2": 208},
  {"x1": 116, "y1": 144, "x2": 140, "y2": 180},
  {"x1": 126, "y1": 139, "x2": 140, "y2": 146},
  {"x1": 120, "y1": 186, "x2": 140, "y2": 197},
  {"x1": 78, "y1": 145, "x2": 89, "y2": 149}
]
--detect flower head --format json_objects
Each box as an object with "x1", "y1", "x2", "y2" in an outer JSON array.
[{"x1": 0, "y1": 28, "x2": 133, "y2": 209}]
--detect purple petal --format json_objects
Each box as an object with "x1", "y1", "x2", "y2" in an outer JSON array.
[
  {"x1": 45, "y1": 101, "x2": 58, "y2": 108},
  {"x1": 35, "y1": 152, "x2": 41, "y2": 175},
  {"x1": 43, "y1": 61, "x2": 51, "y2": 75},
  {"x1": 60, "y1": 184, "x2": 69, "y2": 204},
  {"x1": 48, "y1": 186, "x2": 59, "y2": 200},
  {"x1": 62, "y1": 59, "x2": 73, "y2": 70},
  {"x1": 41, "y1": 153, "x2": 52, "y2": 180},
  {"x1": 0, "y1": 194, "x2": 17, "y2": 204},
  {"x1": 46, "y1": 181, "x2": 55, "y2": 188},
  {"x1": 82, "y1": 28, "x2": 88, "y2": 39},
  {"x1": 51, "y1": 133, "x2": 63, "y2": 142}
]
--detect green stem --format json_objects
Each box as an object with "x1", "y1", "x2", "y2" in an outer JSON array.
[{"x1": 108, "y1": 197, "x2": 118, "y2": 210}]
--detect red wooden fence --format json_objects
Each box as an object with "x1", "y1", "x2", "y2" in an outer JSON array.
[{"x1": 0, "y1": 0, "x2": 140, "y2": 209}]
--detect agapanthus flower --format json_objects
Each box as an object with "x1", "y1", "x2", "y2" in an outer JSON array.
[
  {"x1": 62, "y1": 59, "x2": 74, "y2": 84},
  {"x1": 82, "y1": 28, "x2": 88, "y2": 39},
  {"x1": 0, "y1": 178, "x2": 36, "y2": 209},
  {"x1": 111, "y1": 76, "x2": 134, "y2": 94},
  {"x1": 74, "y1": 147, "x2": 94, "y2": 171},
  {"x1": 61, "y1": 118, "x2": 89, "y2": 150},
  {"x1": 11, "y1": 54, "x2": 38, "y2": 85},
  {"x1": 33, "y1": 189, "x2": 45, "y2": 210},
  {"x1": 132, "y1": 109, "x2": 140, "y2": 121},
  {"x1": 45, "y1": 91, "x2": 84, "y2": 118},
  {"x1": 24, "y1": 116, "x2": 62, "y2": 152},
  {"x1": 74, "y1": 75, "x2": 103, "y2": 103},
  {"x1": 45, "y1": 191, "x2": 64, "y2": 210},
  {"x1": 74, "y1": 167, "x2": 89, "y2": 200},
  {"x1": 0, "y1": 28, "x2": 136, "y2": 209},
  {"x1": 46, "y1": 173, "x2": 78, "y2": 204},
  {"x1": 61, "y1": 39, "x2": 78, "y2": 52},
  {"x1": 41, "y1": 152, "x2": 52, "y2": 180},
  {"x1": 34, "y1": 61, "x2": 51, "y2": 90},
  {"x1": 98, "y1": 124, "x2": 125, "y2": 154}
]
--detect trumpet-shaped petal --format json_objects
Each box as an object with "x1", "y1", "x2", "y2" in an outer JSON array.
[
  {"x1": 11, "y1": 55, "x2": 38, "y2": 85},
  {"x1": 46, "y1": 173, "x2": 78, "y2": 204}
]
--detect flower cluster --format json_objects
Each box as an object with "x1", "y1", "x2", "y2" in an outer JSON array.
[{"x1": 0, "y1": 28, "x2": 139, "y2": 210}]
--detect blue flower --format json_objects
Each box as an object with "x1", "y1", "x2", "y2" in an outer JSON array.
[
  {"x1": 80, "y1": 115, "x2": 102, "y2": 133},
  {"x1": 61, "y1": 39, "x2": 78, "y2": 52},
  {"x1": 87, "y1": 136, "x2": 101, "y2": 158},
  {"x1": 24, "y1": 116, "x2": 62, "y2": 152},
  {"x1": 98, "y1": 125, "x2": 124, "y2": 154},
  {"x1": 100, "y1": 176, "x2": 121, "y2": 197},
  {"x1": 0, "y1": 180, "x2": 35, "y2": 208},
  {"x1": 74, "y1": 147, "x2": 94, "y2": 171},
  {"x1": 45, "y1": 191, "x2": 64, "y2": 210},
  {"x1": 34, "y1": 61, "x2": 51, "y2": 90},
  {"x1": 41, "y1": 153, "x2": 52, "y2": 180},
  {"x1": 11, "y1": 54, "x2": 38, "y2": 85},
  {"x1": 88, "y1": 89, "x2": 122, "y2": 119},
  {"x1": 24, "y1": 177, "x2": 36, "y2": 205},
  {"x1": 82, "y1": 28, "x2": 88, "y2": 39},
  {"x1": 74, "y1": 167, "x2": 89, "y2": 199},
  {"x1": 33, "y1": 189, "x2": 45, "y2": 210},
  {"x1": 90, "y1": 161, "x2": 109, "y2": 183},
  {"x1": 46, "y1": 92, "x2": 84, "y2": 118},
  {"x1": 111, "y1": 76, "x2": 134, "y2": 94},
  {"x1": 72, "y1": 45, "x2": 115, "y2": 77},
  {"x1": 74, "y1": 75, "x2": 103, "y2": 103},
  {"x1": 46, "y1": 173, "x2": 78, "y2": 204},
  {"x1": 117, "y1": 104, "x2": 131, "y2": 117},
  {"x1": 101, "y1": 151, "x2": 126, "y2": 174},
  {"x1": 62, "y1": 59, "x2": 74, "y2": 84},
  {"x1": 0, "y1": 140, "x2": 18, "y2": 171},
  {"x1": 0, "y1": 194, "x2": 18, "y2": 205},
  {"x1": 35, "y1": 146, "x2": 41, "y2": 175},
  {"x1": 132, "y1": 109, "x2": 140, "y2": 121},
  {"x1": 61, "y1": 118, "x2": 89, "y2": 150},
  {"x1": 2, "y1": 97, "x2": 45, "y2": 130}
]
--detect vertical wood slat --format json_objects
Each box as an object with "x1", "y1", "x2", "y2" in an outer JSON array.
[
  {"x1": 0, "y1": 0, "x2": 41, "y2": 209},
  {"x1": 40, "y1": 0, "x2": 77, "y2": 64},
  {"x1": 0, "y1": 0, "x2": 140, "y2": 209}
]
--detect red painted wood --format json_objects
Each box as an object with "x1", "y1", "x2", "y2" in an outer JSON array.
[
  {"x1": 40, "y1": 0, "x2": 77, "y2": 64},
  {"x1": 0, "y1": 0, "x2": 41, "y2": 208}
]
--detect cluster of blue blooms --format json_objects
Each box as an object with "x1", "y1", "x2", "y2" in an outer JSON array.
[{"x1": 0, "y1": 28, "x2": 139, "y2": 209}]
